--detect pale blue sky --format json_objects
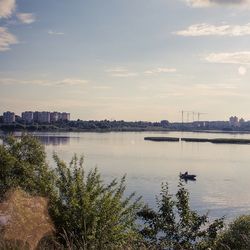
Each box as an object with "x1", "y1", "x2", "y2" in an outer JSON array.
[{"x1": 1, "y1": 0, "x2": 250, "y2": 121}]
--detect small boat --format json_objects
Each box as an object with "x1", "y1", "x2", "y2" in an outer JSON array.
[{"x1": 180, "y1": 172, "x2": 197, "y2": 181}]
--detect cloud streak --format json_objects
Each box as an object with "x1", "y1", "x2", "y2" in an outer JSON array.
[
  {"x1": 17, "y1": 13, "x2": 36, "y2": 24},
  {"x1": 0, "y1": 2, "x2": 36, "y2": 52},
  {"x1": 48, "y1": 30, "x2": 65, "y2": 36},
  {"x1": 176, "y1": 23, "x2": 250, "y2": 36},
  {"x1": 144, "y1": 67, "x2": 177, "y2": 74},
  {"x1": 58, "y1": 78, "x2": 88, "y2": 86},
  {"x1": 0, "y1": 0, "x2": 15, "y2": 18},
  {"x1": 0, "y1": 78, "x2": 88, "y2": 86},
  {"x1": 0, "y1": 26, "x2": 18, "y2": 51},
  {"x1": 205, "y1": 51, "x2": 250, "y2": 65},
  {"x1": 105, "y1": 67, "x2": 138, "y2": 77},
  {"x1": 185, "y1": 0, "x2": 250, "y2": 8}
]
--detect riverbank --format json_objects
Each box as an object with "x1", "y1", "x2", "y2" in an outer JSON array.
[{"x1": 2, "y1": 124, "x2": 250, "y2": 135}]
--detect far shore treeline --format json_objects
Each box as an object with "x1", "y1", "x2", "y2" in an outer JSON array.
[{"x1": 3, "y1": 118, "x2": 250, "y2": 133}]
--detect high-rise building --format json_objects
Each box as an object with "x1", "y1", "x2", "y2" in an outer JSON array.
[
  {"x1": 229, "y1": 116, "x2": 239, "y2": 127},
  {"x1": 22, "y1": 111, "x2": 33, "y2": 123},
  {"x1": 61, "y1": 112, "x2": 70, "y2": 121},
  {"x1": 33, "y1": 111, "x2": 39, "y2": 123},
  {"x1": 50, "y1": 112, "x2": 60, "y2": 123},
  {"x1": 3, "y1": 111, "x2": 15, "y2": 123},
  {"x1": 38, "y1": 112, "x2": 51, "y2": 123},
  {"x1": 2, "y1": 110, "x2": 70, "y2": 124}
]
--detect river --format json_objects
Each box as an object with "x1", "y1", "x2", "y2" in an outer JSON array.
[{"x1": 3, "y1": 131, "x2": 250, "y2": 220}]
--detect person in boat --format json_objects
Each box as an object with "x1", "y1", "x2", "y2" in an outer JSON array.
[{"x1": 184, "y1": 171, "x2": 188, "y2": 176}]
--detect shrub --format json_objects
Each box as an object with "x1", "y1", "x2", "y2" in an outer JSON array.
[
  {"x1": 0, "y1": 135, "x2": 142, "y2": 249},
  {"x1": 50, "y1": 154, "x2": 142, "y2": 249},
  {"x1": 215, "y1": 215, "x2": 250, "y2": 250},
  {"x1": 138, "y1": 182, "x2": 224, "y2": 250}
]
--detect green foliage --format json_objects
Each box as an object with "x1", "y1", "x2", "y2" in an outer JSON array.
[
  {"x1": 49, "y1": 154, "x2": 142, "y2": 249},
  {"x1": 0, "y1": 135, "x2": 55, "y2": 199},
  {"x1": 215, "y1": 215, "x2": 250, "y2": 250},
  {"x1": 4, "y1": 135, "x2": 250, "y2": 250},
  {"x1": 0, "y1": 135, "x2": 142, "y2": 249},
  {"x1": 138, "y1": 182, "x2": 224, "y2": 250}
]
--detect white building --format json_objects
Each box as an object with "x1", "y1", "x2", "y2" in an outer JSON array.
[
  {"x1": 38, "y1": 112, "x2": 51, "y2": 123},
  {"x1": 3, "y1": 111, "x2": 15, "y2": 123},
  {"x1": 22, "y1": 111, "x2": 33, "y2": 123},
  {"x1": 61, "y1": 112, "x2": 70, "y2": 121},
  {"x1": 50, "y1": 112, "x2": 60, "y2": 123},
  {"x1": 229, "y1": 116, "x2": 239, "y2": 127}
]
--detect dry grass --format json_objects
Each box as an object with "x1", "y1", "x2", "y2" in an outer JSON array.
[{"x1": 0, "y1": 189, "x2": 55, "y2": 250}]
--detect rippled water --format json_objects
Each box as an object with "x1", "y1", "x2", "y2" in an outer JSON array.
[{"x1": 3, "y1": 131, "x2": 250, "y2": 220}]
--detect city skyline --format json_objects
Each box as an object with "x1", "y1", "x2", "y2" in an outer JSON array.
[
  {"x1": 1, "y1": 110, "x2": 247, "y2": 125},
  {"x1": 1, "y1": 0, "x2": 250, "y2": 121},
  {"x1": 2, "y1": 110, "x2": 70, "y2": 123}
]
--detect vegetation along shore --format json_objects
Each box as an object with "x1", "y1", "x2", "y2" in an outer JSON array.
[{"x1": 0, "y1": 135, "x2": 250, "y2": 249}]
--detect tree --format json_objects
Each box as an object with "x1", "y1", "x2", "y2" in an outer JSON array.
[
  {"x1": 138, "y1": 182, "x2": 224, "y2": 250},
  {"x1": 0, "y1": 135, "x2": 55, "y2": 200}
]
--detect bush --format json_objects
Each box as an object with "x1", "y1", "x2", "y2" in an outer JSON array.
[
  {"x1": 138, "y1": 182, "x2": 224, "y2": 250},
  {"x1": 215, "y1": 215, "x2": 250, "y2": 250},
  {"x1": 3, "y1": 135, "x2": 249, "y2": 250},
  {"x1": 50, "y1": 154, "x2": 142, "y2": 249},
  {"x1": 0, "y1": 135, "x2": 142, "y2": 249}
]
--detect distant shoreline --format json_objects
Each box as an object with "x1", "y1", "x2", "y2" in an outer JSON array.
[{"x1": 2, "y1": 126, "x2": 250, "y2": 135}]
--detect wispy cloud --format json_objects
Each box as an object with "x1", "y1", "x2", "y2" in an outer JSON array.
[
  {"x1": 185, "y1": 0, "x2": 250, "y2": 8},
  {"x1": 17, "y1": 13, "x2": 36, "y2": 24},
  {"x1": 0, "y1": 78, "x2": 88, "y2": 86},
  {"x1": 194, "y1": 83, "x2": 237, "y2": 90},
  {"x1": 0, "y1": 0, "x2": 16, "y2": 18},
  {"x1": 0, "y1": 1, "x2": 36, "y2": 52},
  {"x1": 105, "y1": 67, "x2": 138, "y2": 77},
  {"x1": 183, "y1": 82, "x2": 243, "y2": 97},
  {"x1": 139, "y1": 82, "x2": 242, "y2": 99},
  {"x1": 58, "y1": 78, "x2": 88, "y2": 86},
  {"x1": 205, "y1": 51, "x2": 250, "y2": 65},
  {"x1": 144, "y1": 67, "x2": 177, "y2": 75},
  {"x1": 48, "y1": 30, "x2": 65, "y2": 36},
  {"x1": 176, "y1": 23, "x2": 250, "y2": 36},
  {"x1": 0, "y1": 26, "x2": 18, "y2": 51}
]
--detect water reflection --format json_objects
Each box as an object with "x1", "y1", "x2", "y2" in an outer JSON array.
[
  {"x1": 0, "y1": 132, "x2": 73, "y2": 146},
  {"x1": 36, "y1": 136, "x2": 70, "y2": 146}
]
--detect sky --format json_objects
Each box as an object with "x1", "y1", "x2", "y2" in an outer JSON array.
[{"x1": 1, "y1": 0, "x2": 250, "y2": 121}]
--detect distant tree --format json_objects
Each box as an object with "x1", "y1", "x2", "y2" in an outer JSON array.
[{"x1": 138, "y1": 182, "x2": 224, "y2": 250}]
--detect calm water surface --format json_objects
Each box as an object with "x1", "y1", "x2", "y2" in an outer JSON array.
[{"x1": 5, "y1": 131, "x2": 250, "y2": 220}]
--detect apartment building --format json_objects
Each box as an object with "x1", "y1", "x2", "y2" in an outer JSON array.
[
  {"x1": 22, "y1": 111, "x2": 33, "y2": 123},
  {"x1": 61, "y1": 112, "x2": 70, "y2": 121},
  {"x1": 50, "y1": 112, "x2": 60, "y2": 122},
  {"x1": 38, "y1": 112, "x2": 51, "y2": 123},
  {"x1": 3, "y1": 111, "x2": 15, "y2": 123},
  {"x1": 2, "y1": 111, "x2": 70, "y2": 124}
]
